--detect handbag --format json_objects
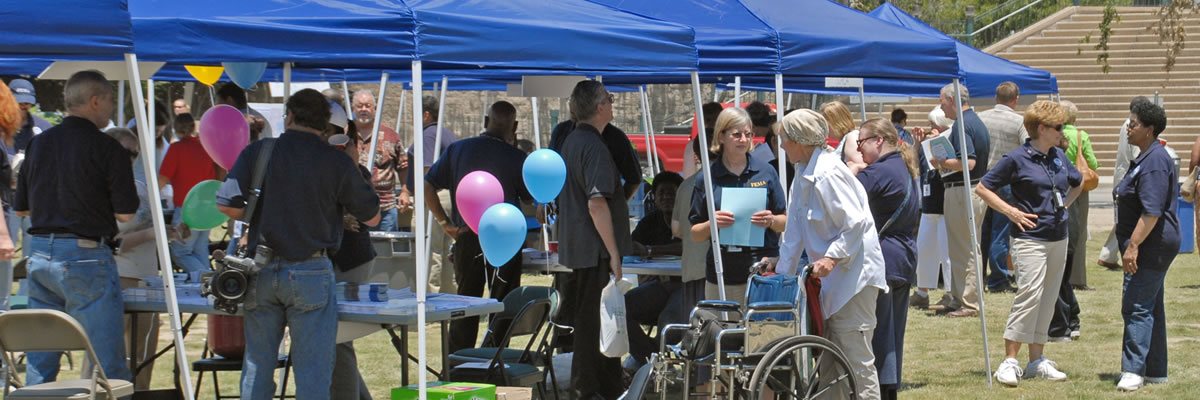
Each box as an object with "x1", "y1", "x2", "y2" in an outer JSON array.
[
  {"x1": 1182, "y1": 167, "x2": 1197, "y2": 202},
  {"x1": 1075, "y1": 130, "x2": 1099, "y2": 192}
]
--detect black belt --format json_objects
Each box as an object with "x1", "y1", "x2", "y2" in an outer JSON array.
[
  {"x1": 31, "y1": 232, "x2": 104, "y2": 243},
  {"x1": 944, "y1": 179, "x2": 981, "y2": 188}
]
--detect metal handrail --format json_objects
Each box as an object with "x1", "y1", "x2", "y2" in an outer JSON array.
[{"x1": 972, "y1": 0, "x2": 1053, "y2": 36}]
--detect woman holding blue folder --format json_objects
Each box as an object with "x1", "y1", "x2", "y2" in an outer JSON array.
[{"x1": 689, "y1": 107, "x2": 787, "y2": 305}]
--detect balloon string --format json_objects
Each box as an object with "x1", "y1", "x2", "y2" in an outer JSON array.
[{"x1": 208, "y1": 86, "x2": 216, "y2": 107}]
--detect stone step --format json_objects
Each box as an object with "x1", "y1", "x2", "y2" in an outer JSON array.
[
  {"x1": 1055, "y1": 89, "x2": 1200, "y2": 100},
  {"x1": 1050, "y1": 18, "x2": 1200, "y2": 31},
  {"x1": 1040, "y1": 25, "x2": 1200, "y2": 37},
  {"x1": 1026, "y1": 33, "x2": 1178, "y2": 46},
  {"x1": 1001, "y1": 54, "x2": 1200, "y2": 65},
  {"x1": 1034, "y1": 63, "x2": 1200, "y2": 74},
  {"x1": 1009, "y1": 39, "x2": 1200, "y2": 54},
  {"x1": 1055, "y1": 78, "x2": 1200, "y2": 89},
  {"x1": 1047, "y1": 70, "x2": 1200, "y2": 82},
  {"x1": 1004, "y1": 47, "x2": 1200, "y2": 59}
]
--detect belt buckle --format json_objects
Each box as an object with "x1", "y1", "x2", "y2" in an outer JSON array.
[{"x1": 77, "y1": 239, "x2": 99, "y2": 249}]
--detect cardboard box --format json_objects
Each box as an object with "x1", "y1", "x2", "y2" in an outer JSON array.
[
  {"x1": 495, "y1": 387, "x2": 532, "y2": 400},
  {"x1": 392, "y1": 382, "x2": 496, "y2": 400}
]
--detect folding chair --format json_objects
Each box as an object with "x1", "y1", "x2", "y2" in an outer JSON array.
[
  {"x1": 448, "y1": 298, "x2": 552, "y2": 394},
  {"x1": 0, "y1": 309, "x2": 134, "y2": 399}
]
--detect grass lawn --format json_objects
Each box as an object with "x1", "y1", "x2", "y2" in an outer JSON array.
[{"x1": 26, "y1": 232, "x2": 1197, "y2": 399}]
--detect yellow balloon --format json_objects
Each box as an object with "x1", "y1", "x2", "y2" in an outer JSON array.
[{"x1": 185, "y1": 65, "x2": 224, "y2": 86}]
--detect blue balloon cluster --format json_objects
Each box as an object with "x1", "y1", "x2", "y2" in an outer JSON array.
[{"x1": 476, "y1": 148, "x2": 567, "y2": 267}]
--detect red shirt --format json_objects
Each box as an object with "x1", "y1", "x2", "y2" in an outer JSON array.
[{"x1": 159, "y1": 136, "x2": 217, "y2": 207}]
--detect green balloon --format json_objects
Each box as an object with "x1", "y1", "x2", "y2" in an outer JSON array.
[{"x1": 182, "y1": 180, "x2": 228, "y2": 230}]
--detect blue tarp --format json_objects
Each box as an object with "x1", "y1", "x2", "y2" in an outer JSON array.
[
  {"x1": 0, "y1": 0, "x2": 132, "y2": 59},
  {"x1": 870, "y1": 2, "x2": 1058, "y2": 97}
]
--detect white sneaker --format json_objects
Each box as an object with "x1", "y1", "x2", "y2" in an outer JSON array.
[
  {"x1": 1047, "y1": 336, "x2": 1072, "y2": 343},
  {"x1": 1117, "y1": 372, "x2": 1144, "y2": 391},
  {"x1": 1069, "y1": 330, "x2": 1081, "y2": 340},
  {"x1": 994, "y1": 358, "x2": 1022, "y2": 386},
  {"x1": 1145, "y1": 376, "x2": 1168, "y2": 384},
  {"x1": 1024, "y1": 357, "x2": 1068, "y2": 381}
]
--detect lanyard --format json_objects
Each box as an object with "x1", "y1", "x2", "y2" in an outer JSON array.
[{"x1": 1035, "y1": 152, "x2": 1061, "y2": 193}]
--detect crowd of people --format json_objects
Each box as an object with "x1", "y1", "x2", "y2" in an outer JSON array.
[{"x1": 0, "y1": 71, "x2": 1186, "y2": 399}]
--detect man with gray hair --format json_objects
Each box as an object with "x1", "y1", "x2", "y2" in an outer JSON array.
[
  {"x1": 976, "y1": 82, "x2": 1027, "y2": 294},
  {"x1": 15, "y1": 70, "x2": 138, "y2": 386},
  {"x1": 931, "y1": 83, "x2": 990, "y2": 318},
  {"x1": 350, "y1": 89, "x2": 407, "y2": 232}
]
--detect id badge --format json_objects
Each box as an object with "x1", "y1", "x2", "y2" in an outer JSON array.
[
  {"x1": 727, "y1": 246, "x2": 743, "y2": 253},
  {"x1": 923, "y1": 184, "x2": 931, "y2": 197},
  {"x1": 1053, "y1": 190, "x2": 1065, "y2": 209}
]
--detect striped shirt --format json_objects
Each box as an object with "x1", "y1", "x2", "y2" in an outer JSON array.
[{"x1": 977, "y1": 104, "x2": 1029, "y2": 170}]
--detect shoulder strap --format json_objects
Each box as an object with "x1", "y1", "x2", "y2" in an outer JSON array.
[
  {"x1": 243, "y1": 139, "x2": 276, "y2": 226},
  {"x1": 878, "y1": 177, "x2": 913, "y2": 234},
  {"x1": 1076, "y1": 129, "x2": 1085, "y2": 162}
]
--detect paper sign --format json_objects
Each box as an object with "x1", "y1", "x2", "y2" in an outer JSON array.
[{"x1": 719, "y1": 187, "x2": 767, "y2": 247}]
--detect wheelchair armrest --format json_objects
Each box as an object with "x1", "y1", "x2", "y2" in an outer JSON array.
[
  {"x1": 746, "y1": 301, "x2": 795, "y2": 312},
  {"x1": 696, "y1": 300, "x2": 741, "y2": 313},
  {"x1": 659, "y1": 323, "x2": 692, "y2": 354}
]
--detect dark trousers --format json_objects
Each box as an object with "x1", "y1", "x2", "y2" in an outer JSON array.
[
  {"x1": 1048, "y1": 246, "x2": 1081, "y2": 338},
  {"x1": 569, "y1": 265, "x2": 623, "y2": 399},
  {"x1": 448, "y1": 230, "x2": 523, "y2": 353},
  {"x1": 873, "y1": 281, "x2": 910, "y2": 392},
  {"x1": 625, "y1": 279, "x2": 682, "y2": 364}
]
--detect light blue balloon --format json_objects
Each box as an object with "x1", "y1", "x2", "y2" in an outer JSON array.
[
  {"x1": 522, "y1": 149, "x2": 566, "y2": 203},
  {"x1": 222, "y1": 62, "x2": 267, "y2": 90},
  {"x1": 478, "y1": 203, "x2": 528, "y2": 267}
]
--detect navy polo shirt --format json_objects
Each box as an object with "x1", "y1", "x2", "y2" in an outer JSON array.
[
  {"x1": 945, "y1": 109, "x2": 991, "y2": 185},
  {"x1": 15, "y1": 116, "x2": 139, "y2": 240},
  {"x1": 425, "y1": 133, "x2": 531, "y2": 228},
  {"x1": 918, "y1": 149, "x2": 945, "y2": 214},
  {"x1": 689, "y1": 153, "x2": 787, "y2": 285},
  {"x1": 216, "y1": 130, "x2": 379, "y2": 261},
  {"x1": 1114, "y1": 141, "x2": 1181, "y2": 270},
  {"x1": 981, "y1": 141, "x2": 1082, "y2": 242},
  {"x1": 632, "y1": 209, "x2": 677, "y2": 246},
  {"x1": 856, "y1": 152, "x2": 920, "y2": 284}
]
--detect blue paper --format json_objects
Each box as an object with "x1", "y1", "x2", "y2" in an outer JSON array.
[{"x1": 719, "y1": 187, "x2": 767, "y2": 247}]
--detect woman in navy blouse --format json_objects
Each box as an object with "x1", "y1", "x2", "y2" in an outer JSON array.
[
  {"x1": 1114, "y1": 101, "x2": 1179, "y2": 392},
  {"x1": 854, "y1": 118, "x2": 921, "y2": 400},
  {"x1": 976, "y1": 100, "x2": 1081, "y2": 387}
]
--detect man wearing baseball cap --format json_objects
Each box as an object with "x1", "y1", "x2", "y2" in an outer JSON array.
[{"x1": 9, "y1": 79, "x2": 53, "y2": 155}]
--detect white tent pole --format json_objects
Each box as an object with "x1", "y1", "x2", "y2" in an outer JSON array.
[
  {"x1": 858, "y1": 85, "x2": 868, "y2": 124},
  {"x1": 182, "y1": 82, "x2": 195, "y2": 114},
  {"x1": 532, "y1": 96, "x2": 541, "y2": 148},
  {"x1": 786, "y1": 93, "x2": 793, "y2": 110},
  {"x1": 637, "y1": 86, "x2": 656, "y2": 175},
  {"x1": 774, "y1": 74, "x2": 786, "y2": 191},
  {"x1": 953, "y1": 79, "x2": 993, "y2": 387},
  {"x1": 148, "y1": 80, "x2": 156, "y2": 140},
  {"x1": 644, "y1": 86, "x2": 661, "y2": 175},
  {"x1": 690, "y1": 72, "x2": 726, "y2": 300},
  {"x1": 712, "y1": 85, "x2": 719, "y2": 103},
  {"x1": 342, "y1": 80, "x2": 353, "y2": 117},
  {"x1": 283, "y1": 63, "x2": 292, "y2": 102},
  {"x1": 396, "y1": 89, "x2": 407, "y2": 146},
  {"x1": 125, "y1": 53, "x2": 195, "y2": 400},
  {"x1": 366, "y1": 73, "x2": 389, "y2": 177},
  {"x1": 118, "y1": 80, "x2": 126, "y2": 126},
  {"x1": 734, "y1": 76, "x2": 742, "y2": 108},
  {"x1": 424, "y1": 76, "x2": 449, "y2": 272},
  {"x1": 811, "y1": 94, "x2": 817, "y2": 110},
  {"x1": 411, "y1": 60, "x2": 428, "y2": 400}
]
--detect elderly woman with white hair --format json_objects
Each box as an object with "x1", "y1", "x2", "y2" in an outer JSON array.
[
  {"x1": 908, "y1": 106, "x2": 957, "y2": 310},
  {"x1": 771, "y1": 109, "x2": 888, "y2": 399}
]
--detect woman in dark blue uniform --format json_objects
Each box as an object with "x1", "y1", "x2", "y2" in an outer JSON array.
[
  {"x1": 854, "y1": 119, "x2": 921, "y2": 400},
  {"x1": 1114, "y1": 101, "x2": 1179, "y2": 392}
]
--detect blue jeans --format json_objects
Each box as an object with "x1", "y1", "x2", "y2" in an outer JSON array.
[
  {"x1": 370, "y1": 208, "x2": 398, "y2": 232},
  {"x1": 985, "y1": 186, "x2": 1014, "y2": 288},
  {"x1": 0, "y1": 209, "x2": 18, "y2": 310},
  {"x1": 25, "y1": 234, "x2": 132, "y2": 385},
  {"x1": 241, "y1": 257, "x2": 337, "y2": 400},
  {"x1": 1122, "y1": 267, "x2": 1169, "y2": 378},
  {"x1": 169, "y1": 229, "x2": 211, "y2": 273}
]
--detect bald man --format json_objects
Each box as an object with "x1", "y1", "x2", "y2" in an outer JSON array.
[{"x1": 424, "y1": 101, "x2": 533, "y2": 352}]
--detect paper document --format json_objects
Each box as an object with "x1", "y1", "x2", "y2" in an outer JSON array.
[
  {"x1": 718, "y1": 187, "x2": 767, "y2": 247},
  {"x1": 922, "y1": 134, "x2": 957, "y2": 177}
]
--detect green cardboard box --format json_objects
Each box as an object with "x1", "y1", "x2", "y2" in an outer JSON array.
[{"x1": 392, "y1": 381, "x2": 496, "y2": 400}]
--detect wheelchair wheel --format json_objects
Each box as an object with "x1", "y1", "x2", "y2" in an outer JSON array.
[{"x1": 746, "y1": 335, "x2": 857, "y2": 400}]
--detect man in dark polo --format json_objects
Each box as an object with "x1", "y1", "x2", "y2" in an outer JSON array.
[
  {"x1": 15, "y1": 70, "x2": 137, "y2": 385},
  {"x1": 216, "y1": 89, "x2": 380, "y2": 399},
  {"x1": 424, "y1": 100, "x2": 531, "y2": 353},
  {"x1": 558, "y1": 80, "x2": 631, "y2": 400}
]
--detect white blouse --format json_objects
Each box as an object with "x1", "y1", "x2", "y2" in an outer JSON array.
[{"x1": 777, "y1": 148, "x2": 888, "y2": 318}]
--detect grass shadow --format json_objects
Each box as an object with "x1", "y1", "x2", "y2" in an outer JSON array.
[
  {"x1": 1098, "y1": 372, "x2": 1121, "y2": 382},
  {"x1": 1178, "y1": 284, "x2": 1200, "y2": 289}
]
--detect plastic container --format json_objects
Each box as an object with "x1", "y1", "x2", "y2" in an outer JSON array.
[
  {"x1": 207, "y1": 314, "x2": 245, "y2": 359},
  {"x1": 1180, "y1": 195, "x2": 1194, "y2": 253}
]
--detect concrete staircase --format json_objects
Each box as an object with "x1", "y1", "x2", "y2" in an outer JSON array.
[{"x1": 883, "y1": 6, "x2": 1200, "y2": 192}]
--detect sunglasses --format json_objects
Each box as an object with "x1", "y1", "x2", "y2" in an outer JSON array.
[
  {"x1": 1043, "y1": 123, "x2": 1064, "y2": 132},
  {"x1": 724, "y1": 130, "x2": 753, "y2": 139}
]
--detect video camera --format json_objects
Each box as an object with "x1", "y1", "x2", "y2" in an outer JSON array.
[{"x1": 202, "y1": 249, "x2": 262, "y2": 314}]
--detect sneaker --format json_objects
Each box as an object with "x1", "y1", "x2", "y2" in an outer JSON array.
[
  {"x1": 909, "y1": 291, "x2": 930, "y2": 309},
  {"x1": 1117, "y1": 372, "x2": 1144, "y2": 391},
  {"x1": 1047, "y1": 336, "x2": 1072, "y2": 343},
  {"x1": 1145, "y1": 376, "x2": 1167, "y2": 384},
  {"x1": 994, "y1": 358, "x2": 1022, "y2": 386},
  {"x1": 1069, "y1": 330, "x2": 1081, "y2": 340},
  {"x1": 1025, "y1": 357, "x2": 1067, "y2": 381},
  {"x1": 1098, "y1": 259, "x2": 1122, "y2": 270}
]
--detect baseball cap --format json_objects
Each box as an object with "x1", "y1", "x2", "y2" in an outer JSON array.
[
  {"x1": 9, "y1": 79, "x2": 35, "y2": 104},
  {"x1": 328, "y1": 101, "x2": 348, "y2": 130}
]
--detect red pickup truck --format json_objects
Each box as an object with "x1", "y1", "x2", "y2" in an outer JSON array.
[{"x1": 627, "y1": 102, "x2": 775, "y2": 173}]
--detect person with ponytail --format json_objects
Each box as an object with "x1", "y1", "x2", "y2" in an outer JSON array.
[{"x1": 854, "y1": 118, "x2": 921, "y2": 400}]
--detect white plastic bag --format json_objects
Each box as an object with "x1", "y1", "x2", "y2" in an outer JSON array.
[{"x1": 599, "y1": 276, "x2": 633, "y2": 357}]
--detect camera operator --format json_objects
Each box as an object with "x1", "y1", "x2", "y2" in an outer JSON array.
[{"x1": 216, "y1": 89, "x2": 380, "y2": 399}]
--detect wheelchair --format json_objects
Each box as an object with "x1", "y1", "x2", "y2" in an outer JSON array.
[{"x1": 639, "y1": 265, "x2": 858, "y2": 400}]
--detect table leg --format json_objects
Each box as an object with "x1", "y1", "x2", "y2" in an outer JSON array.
[
  {"x1": 386, "y1": 325, "x2": 411, "y2": 386},
  {"x1": 440, "y1": 321, "x2": 450, "y2": 380}
]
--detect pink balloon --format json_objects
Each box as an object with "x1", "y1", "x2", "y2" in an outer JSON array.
[
  {"x1": 456, "y1": 171, "x2": 505, "y2": 234},
  {"x1": 199, "y1": 105, "x2": 250, "y2": 170}
]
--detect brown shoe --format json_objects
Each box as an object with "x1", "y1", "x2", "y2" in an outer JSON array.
[
  {"x1": 947, "y1": 308, "x2": 978, "y2": 318},
  {"x1": 929, "y1": 293, "x2": 953, "y2": 311},
  {"x1": 1098, "y1": 260, "x2": 1121, "y2": 270},
  {"x1": 909, "y1": 292, "x2": 930, "y2": 309}
]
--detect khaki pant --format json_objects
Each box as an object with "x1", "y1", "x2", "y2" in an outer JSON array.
[
  {"x1": 822, "y1": 287, "x2": 881, "y2": 400},
  {"x1": 1005, "y1": 238, "x2": 1068, "y2": 344},
  {"x1": 704, "y1": 282, "x2": 748, "y2": 307},
  {"x1": 402, "y1": 190, "x2": 458, "y2": 294},
  {"x1": 943, "y1": 185, "x2": 985, "y2": 311},
  {"x1": 120, "y1": 277, "x2": 159, "y2": 390}
]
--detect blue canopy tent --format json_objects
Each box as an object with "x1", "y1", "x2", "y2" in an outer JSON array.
[{"x1": 870, "y1": 2, "x2": 1057, "y2": 98}]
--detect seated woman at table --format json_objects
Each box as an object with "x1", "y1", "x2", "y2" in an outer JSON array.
[
  {"x1": 623, "y1": 171, "x2": 684, "y2": 371},
  {"x1": 690, "y1": 107, "x2": 787, "y2": 305}
]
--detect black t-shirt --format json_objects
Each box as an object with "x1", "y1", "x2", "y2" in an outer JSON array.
[
  {"x1": 15, "y1": 116, "x2": 138, "y2": 240},
  {"x1": 631, "y1": 209, "x2": 678, "y2": 247},
  {"x1": 216, "y1": 131, "x2": 380, "y2": 261},
  {"x1": 425, "y1": 133, "x2": 530, "y2": 227},
  {"x1": 331, "y1": 165, "x2": 378, "y2": 272},
  {"x1": 550, "y1": 121, "x2": 641, "y2": 194},
  {"x1": 557, "y1": 123, "x2": 632, "y2": 268}
]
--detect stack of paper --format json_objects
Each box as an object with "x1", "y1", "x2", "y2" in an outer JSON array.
[{"x1": 335, "y1": 282, "x2": 389, "y2": 302}]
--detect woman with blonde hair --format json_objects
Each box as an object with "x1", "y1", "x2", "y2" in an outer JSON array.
[
  {"x1": 820, "y1": 101, "x2": 866, "y2": 170},
  {"x1": 855, "y1": 118, "x2": 921, "y2": 400},
  {"x1": 689, "y1": 107, "x2": 787, "y2": 305},
  {"x1": 977, "y1": 100, "x2": 1081, "y2": 386},
  {"x1": 0, "y1": 81, "x2": 20, "y2": 309}
]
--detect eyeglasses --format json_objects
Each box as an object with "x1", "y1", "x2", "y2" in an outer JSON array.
[
  {"x1": 605, "y1": 93, "x2": 615, "y2": 105},
  {"x1": 856, "y1": 135, "x2": 881, "y2": 148},
  {"x1": 724, "y1": 130, "x2": 753, "y2": 139},
  {"x1": 1042, "y1": 123, "x2": 1064, "y2": 132}
]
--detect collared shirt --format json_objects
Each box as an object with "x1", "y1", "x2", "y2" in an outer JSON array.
[
  {"x1": 977, "y1": 104, "x2": 1028, "y2": 170},
  {"x1": 216, "y1": 130, "x2": 379, "y2": 261},
  {"x1": 557, "y1": 123, "x2": 632, "y2": 268},
  {"x1": 159, "y1": 136, "x2": 216, "y2": 208},
  {"x1": 550, "y1": 121, "x2": 642, "y2": 192},
  {"x1": 981, "y1": 141, "x2": 1082, "y2": 242},
  {"x1": 777, "y1": 148, "x2": 887, "y2": 318},
  {"x1": 945, "y1": 108, "x2": 991, "y2": 184},
  {"x1": 15, "y1": 116, "x2": 139, "y2": 240},
  {"x1": 894, "y1": 124, "x2": 915, "y2": 146},
  {"x1": 425, "y1": 133, "x2": 530, "y2": 228},
  {"x1": 689, "y1": 152, "x2": 787, "y2": 285},
  {"x1": 1062, "y1": 125, "x2": 1099, "y2": 169},
  {"x1": 12, "y1": 111, "x2": 52, "y2": 155},
  {"x1": 403, "y1": 123, "x2": 458, "y2": 198},
  {"x1": 1114, "y1": 141, "x2": 1180, "y2": 270},
  {"x1": 357, "y1": 124, "x2": 405, "y2": 211},
  {"x1": 672, "y1": 173, "x2": 708, "y2": 282},
  {"x1": 856, "y1": 152, "x2": 920, "y2": 284}
]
